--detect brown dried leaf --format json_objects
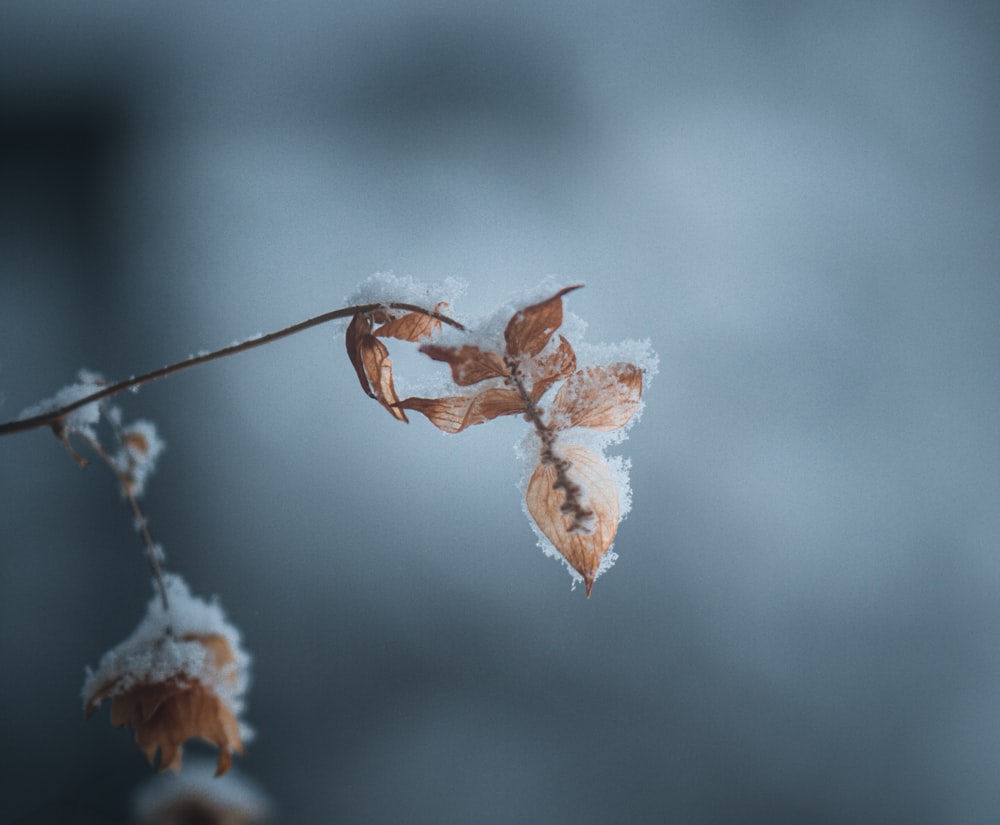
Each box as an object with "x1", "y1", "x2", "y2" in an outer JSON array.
[
  {"x1": 375, "y1": 302, "x2": 447, "y2": 342},
  {"x1": 548, "y1": 363, "x2": 643, "y2": 431},
  {"x1": 527, "y1": 335, "x2": 577, "y2": 402},
  {"x1": 525, "y1": 444, "x2": 619, "y2": 597},
  {"x1": 504, "y1": 285, "x2": 582, "y2": 360},
  {"x1": 345, "y1": 312, "x2": 408, "y2": 421},
  {"x1": 419, "y1": 344, "x2": 509, "y2": 386},
  {"x1": 364, "y1": 338, "x2": 407, "y2": 422},
  {"x1": 396, "y1": 387, "x2": 525, "y2": 433},
  {"x1": 345, "y1": 313, "x2": 376, "y2": 398}
]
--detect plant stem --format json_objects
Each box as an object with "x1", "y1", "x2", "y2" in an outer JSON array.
[
  {"x1": 77, "y1": 431, "x2": 170, "y2": 612},
  {"x1": 504, "y1": 355, "x2": 594, "y2": 533},
  {"x1": 0, "y1": 302, "x2": 464, "y2": 437}
]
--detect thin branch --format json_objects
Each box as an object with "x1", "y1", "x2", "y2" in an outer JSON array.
[
  {"x1": 0, "y1": 301, "x2": 464, "y2": 437},
  {"x1": 75, "y1": 430, "x2": 170, "y2": 612}
]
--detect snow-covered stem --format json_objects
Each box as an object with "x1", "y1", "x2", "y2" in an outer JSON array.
[
  {"x1": 77, "y1": 430, "x2": 170, "y2": 612},
  {"x1": 125, "y1": 493, "x2": 168, "y2": 613},
  {"x1": 0, "y1": 301, "x2": 464, "y2": 437},
  {"x1": 504, "y1": 355, "x2": 593, "y2": 532}
]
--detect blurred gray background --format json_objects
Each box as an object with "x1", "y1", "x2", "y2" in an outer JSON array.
[{"x1": 2, "y1": 2, "x2": 999, "y2": 823}]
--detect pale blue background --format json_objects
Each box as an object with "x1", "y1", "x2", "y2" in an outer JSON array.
[{"x1": 2, "y1": 2, "x2": 999, "y2": 823}]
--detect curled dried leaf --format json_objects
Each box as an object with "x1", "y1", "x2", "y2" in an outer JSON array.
[
  {"x1": 526, "y1": 335, "x2": 577, "y2": 402},
  {"x1": 419, "y1": 344, "x2": 509, "y2": 386},
  {"x1": 548, "y1": 363, "x2": 643, "y2": 431},
  {"x1": 345, "y1": 313, "x2": 376, "y2": 398},
  {"x1": 396, "y1": 388, "x2": 525, "y2": 433},
  {"x1": 504, "y1": 285, "x2": 582, "y2": 360},
  {"x1": 525, "y1": 444, "x2": 620, "y2": 596},
  {"x1": 345, "y1": 312, "x2": 408, "y2": 421},
  {"x1": 375, "y1": 302, "x2": 447, "y2": 342}
]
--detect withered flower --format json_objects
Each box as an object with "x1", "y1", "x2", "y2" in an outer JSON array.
[{"x1": 84, "y1": 575, "x2": 251, "y2": 776}]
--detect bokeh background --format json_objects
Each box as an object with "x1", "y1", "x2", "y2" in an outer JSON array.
[{"x1": 2, "y1": 2, "x2": 999, "y2": 823}]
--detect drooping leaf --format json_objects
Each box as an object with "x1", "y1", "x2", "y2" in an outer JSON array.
[
  {"x1": 548, "y1": 363, "x2": 643, "y2": 431},
  {"x1": 525, "y1": 444, "x2": 619, "y2": 597},
  {"x1": 345, "y1": 311, "x2": 408, "y2": 421},
  {"x1": 504, "y1": 285, "x2": 582, "y2": 360},
  {"x1": 345, "y1": 313, "x2": 376, "y2": 398},
  {"x1": 396, "y1": 387, "x2": 525, "y2": 433},
  {"x1": 375, "y1": 302, "x2": 447, "y2": 342},
  {"x1": 419, "y1": 344, "x2": 509, "y2": 386}
]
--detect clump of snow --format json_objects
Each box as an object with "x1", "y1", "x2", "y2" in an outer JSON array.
[
  {"x1": 131, "y1": 756, "x2": 271, "y2": 822},
  {"x1": 82, "y1": 574, "x2": 252, "y2": 739},
  {"x1": 113, "y1": 418, "x2": 166, "y2": 498},
  {"x1": 19, "y1": 369, "x2": 106, "y2": 439},
  {"x1": 345, "y1": 272, "x2": 468, "y2": 312},
  {"x1": 575, "y1": 338, "x2": 659, "y2": 388}
]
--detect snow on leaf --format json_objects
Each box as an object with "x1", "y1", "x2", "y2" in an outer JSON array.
[
  {"x1": 526, "y1": 335, "x2": 577, "y2": 402},
  {"x1": 504, "y1": 285, "x2": 582, "y2": 360},
  {"x1": 418, "y1": 344, "x2": 509, "y2": 386},
  {"x1": 395, "y1": 387, "x2": 525, "y2": 433},
  {"x1": 525, "y1": 444, "x2": 620, "y2": 597},
  {"x1": 374, "y1": 302, "x2": 447, "y2": 342},
  {"x1": 548, "y1": 363, "x2": 643, "y2": 431},
  {"x1": 82, "y1": 574, "x2": 252, "y2": 776},
  {"x1": 115, "y1": 420, "x2": 166, "y2": 498},
  {"x1": 88, "y1": 633, "x2": 244, "y2": 776}
]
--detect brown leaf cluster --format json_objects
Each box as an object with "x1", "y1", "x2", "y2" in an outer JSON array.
[
  {"x1": 342, "y1": 287, "x2": 647, "y2": 595},
  {"x1": 394, "y1": 286, "x2": 582, "y2": 433},
  {"x1": 387, "y1": 287, "x2": 645, "y2": 595},
  {"x1": 85, "y1": 633, "x2": 243, "y2": 777}
]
